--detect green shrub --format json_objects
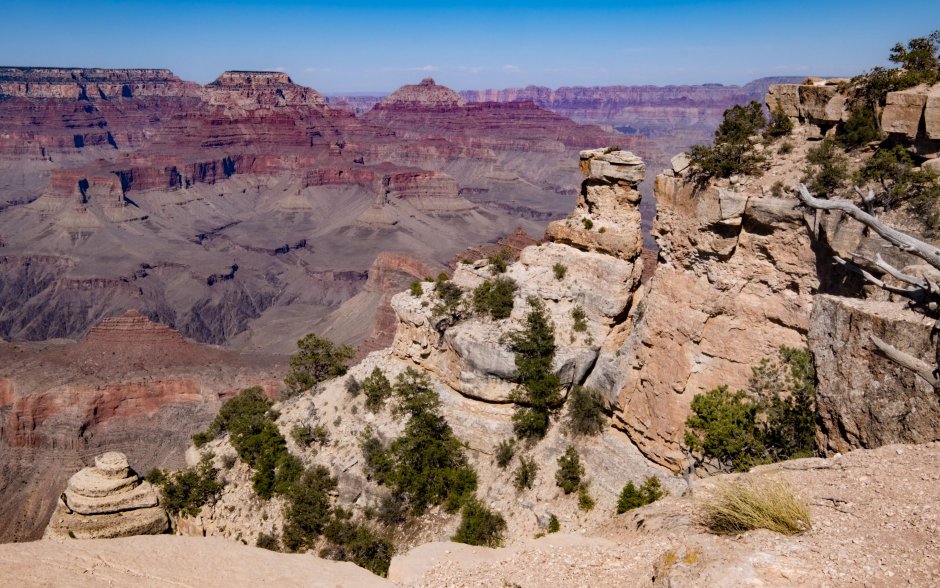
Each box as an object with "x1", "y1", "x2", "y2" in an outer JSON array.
[
  {"x1": 345, "y1": 376, "x2": 361, "y2": 396},
  {"x1": 372, "y1": 368, "x2": 478, "y2": 514},
  {"x1": 552, "y1": 263, "x2": 567, "y2": 280},
  {"x1": 856, "y1": 145, "x2": 940, "y2": 213},
  {"x1": 322, "y1": 510, "x2": 394, "y2": 577},
  {"x1": 452, "y1": 497, "x2": 507, "y2": 547},
  {"x1": 581, "y1": 217, "x2": 594, "y2": 230},
  {"x1": 688, "y1": 100, "x2": 768, "y2": 180},
  {"x1": 282, "y1": 465, "x2": 338, "y2": 552},
  {"x1": 487, "y1": 248, "x2": 512, "y2": 274},
  {"x1": 360, "y1": 430, "x2": 393, "y2": 483},
  {"x1": 617, "y1": 477, "x2": 666, "y2": 514},
  {"x1": 764, "y1": 105, "x2": 793, "y2": 139},
  {"x1": 377, "y1": 494, "x2": 407, "y2": 527},
  {"x1": 155, "y1": 456, "x2": 224, "y2": 517},
  {"x1": 284, "y1": 333, "x2": 354, "y2": 396},
  {"x1": 565, "y1": 385, "x2": 606, "y2": 436},
  {"x1": 361, "y1": 367, "x2": 393, "y2": 413},
  {"x1": 571, "y1": 306, "x2": 587, "y2": 333},
  {"x1": 749, "y1": 346, "x2": 817, "y2": 461},
  {"x1": 770, "y1": 181, "x2": 786, "y2": 198},
  {"x1": 547, "y1": 514, "x2": 560, "y2": 533},
  {"x1": 850, "y1": 31, "x2": 940, "y2": 108},
  {"x1": 291, "y1": 424, "x2": 314, "y2": 447},
  {"x1": 837, "y1": 106, "x2": 880, "y2": 149},
  {"x1": 699, "y1": 478, "x2": 811, "y2": 536},
  {"x1": 802, "y1": 138, "x2": 849, "y2": 197},
  {"x1": 409, "y1": 280, "x2": 423, "y2": 297},
  {"x1": 684, "y1": 385, "x2": 766, "y2": 472},
  {"x1": 256, "y1": 532, "x2": 280, "y2": 551},
  {"x1": 577, "y1": 485, "x2": 596, "y2": 511},
  {"x1": 473, "y1": 277, "x2": 518, "y2": 320},
  {"x1": 777, "y1": 141, "x2": 794, "y2": 156},
  {"x1": 555, "y1": 446, "x2": 584, "y2": 494},
  {"x1": 507, "y1": 297, "x2": 563, "y2": 440},
  {"x1": 513, "y1": 455, "x2": 538, "y2": 491},
  {"x1": 494, "y1": 438, "x2": 516, "y2": 469},
  {"x1": 431, "y1": 278, "x2": 465, "y2": 323}
]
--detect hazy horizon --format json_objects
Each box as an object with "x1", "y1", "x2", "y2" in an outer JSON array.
[{"x1": 2, "y1": 1, "x2": 938, "y2": 93}]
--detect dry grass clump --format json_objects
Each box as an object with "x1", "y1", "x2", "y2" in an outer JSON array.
[{"x1": 699, "y1": 477, "x2": 811, "y2": 536}]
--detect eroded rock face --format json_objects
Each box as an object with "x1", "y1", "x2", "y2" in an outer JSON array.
[
  {"x1": 378, "y1": 77, "x2": 465, "y2": 110},
  {"x1": 43, "y1": 451, "x2": 168, "y2": 539},
  {"x1": 588, "y1": 169, "x2": 819, "y2": 467},
  {"x1": 810, "y1": 295, "x2": 940, "y2": 454},
  {"x1": 391, "y1": 149, "x2": 644, "y2": 403}
]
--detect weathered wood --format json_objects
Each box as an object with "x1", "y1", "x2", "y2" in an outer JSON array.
[{"x1": 871, "y1": 335, "x2": 939, "y2": 389}]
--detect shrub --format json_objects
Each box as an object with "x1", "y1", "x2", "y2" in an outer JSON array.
[
  {"x1": 777, "y1": 141, "x2": 794, "y2": 156},
  {"x1": 379, "y1": 368, "x2": 478, "y2": 514},
  {"x1": 764, "y1": 105, "x2": 793, "y2": 139},
  {"x1": 473, "y1": 277, "x2": 518, "y2": 320},
  {"x1": 513, "y1": 455, "x2": 539, "y2": 491},
  {"x1": 699, "y1": 478, "x2": 811, "y2": 536},
  {"x1": 377, "y1": 494, "x2": 407, "y2": 527},
  {"x1": 837, "y1": 106, "x2": 880, "y2": 149},
  {"x1": 452, "y1": 497, "x2": 507, "y2": 547},
  {"x1": 360, "y1": 430, "x2": 393, "y2": 483},
  {"x1": 552, "y1": 263, "x2": 567, "y2": 280},
  {"x1": 507, "y1": 297, "x2": 563, "y2": 440},
  {"x1": 555, "y1": 446, "x2": 584, "y2": 494},
  {"x1": 850, "y1": 31, "x2": 940, "y2": 108},
  {"x1": 284, "y1": 333, "x2": 354, "y2": 396},
  {"x1": 748, "y1": 346, "x2": 817, "y2": 461},
  {"x1": 684, "y1": 385, "x2": 766, "y2": 472},
  {"x1": 361, "y1": 367, "x2": 393, "y2": 413},
  {"x1": 688, "y1": 101, "x2": 768, "y2": 180},
  {"x1": 345, "y1": 376, "x2": 361, "y2": 396},
  {"x1": 291, "y1": 424, "x2": 314, "y2": 447},
  {"x1": 770, "y1": 181, "x2": 785, "y2": 198},
  {"x1": 256, "y1": 532, "x2": 280, "y2": 551},
  {"x1": 494, "y1": 438, "x2": 516, "y2": 469},
  {"x1": 577, "y1": 486, "x2": 596, "y2": 511},
  {"x1": 547, "y1": 514, "x2": 560, "y2": 533},
  {"x1": 487, "y1": 248, "x2": 512, "y2": 274},
  {"x1": 155, "y1": 456, "x2": 224, "y2": 517},
  {"x1": 565, "y1": 385, "x2": 606, "y2": 437},
  {"x1": 571, "y1": 306, "x2": 587, "y2": 333},
  {"x1": 282, "y1": 465, "x2": 338, "y2": 552},
  {"x1": 581, "y1": 217, "x2": 594, "y2": 230},
  {"x1": 802, "y1": 138, "x2": 849, "y2": 197},
  {"x1": 321, "y1": 511, "x2": 395, "y2": 577},
  {"x1": 431, "y1": 278, "x2": 465, "y2": 323},
  {"x1": 409, "y1": 280, "x2": 423, "y2": 297},
  {"x1": 856, "y1": 144, "x2": 940, "y2": 213},
  {"x1": 617, "y1": 476, "x2": 666, "y2": 514}
]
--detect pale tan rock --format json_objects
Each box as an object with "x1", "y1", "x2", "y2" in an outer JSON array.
[
  {"x1": 43, "y1": 451, "x2": 167, "y2": 539},
  {"x1": 671, "y1": 152, "x2": 690, "y2": 175},
  {"x1": 810, "y1": 295, "x2": 940, "y2": 455},
  {"x1": 924, "y1": 157, "x2": 940, "y2": 174},
  {"x1": 882, "y1": 85, "x2": 929, "y2": 139},
  {"x1": 926, "y1": 84, "x2": 940, "y2": 140}
]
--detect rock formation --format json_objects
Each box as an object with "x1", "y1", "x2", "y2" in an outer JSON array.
[
  {"x1": 43, "y1": 451, "x2": 167, "y2": 539},
  {"x1": 0, "y1": 312, "x2": 283, "y2": 542},
  {"x1": 377, "y1": 77, "x2": 465, "y2": 110}
]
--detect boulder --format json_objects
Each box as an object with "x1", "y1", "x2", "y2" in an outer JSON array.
[
  {"x1": 44, "y1": 451, "x2": 168, "y2": 540},
  {"x1": 927, "y1": 85, "x2": 940, "y2": 140},
  {"x1": 809, "y1": 295, "x2": 940, "y2": 455},
  {"x1": 882, "y1": 85, "x2": 929, "y2": 139}
]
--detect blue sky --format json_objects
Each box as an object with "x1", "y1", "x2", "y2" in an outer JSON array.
[{"x1": 2, "y1": 1, "x2": 938, "y2": 93}]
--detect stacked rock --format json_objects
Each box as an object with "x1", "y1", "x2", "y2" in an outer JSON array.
[{"x1": 44, "y1": 452, "x2": 168, "y2": 539}]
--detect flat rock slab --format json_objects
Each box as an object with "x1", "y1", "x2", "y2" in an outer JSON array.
[{"x1": 0, "y1": 535, "x2": 393, "y2": 587}]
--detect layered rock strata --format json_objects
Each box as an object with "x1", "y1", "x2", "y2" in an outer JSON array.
[{"x1": 44, "y1": 452, "x2": 167, "y2": 539}]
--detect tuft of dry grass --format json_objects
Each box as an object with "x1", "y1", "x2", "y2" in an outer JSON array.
[{"x1": 698, "y1": 477, "x2": 811, "y2": 536}]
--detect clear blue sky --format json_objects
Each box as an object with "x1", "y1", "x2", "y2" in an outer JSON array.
[{"x1": 2, "y1": 1, "x2": 938, "y2": 93}]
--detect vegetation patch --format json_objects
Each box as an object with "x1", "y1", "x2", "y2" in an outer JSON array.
[
  {"x1": 472, "y1": 276, "x2": 518, "y2": 320},
  {"x1": 284, "y1": 333, "x2": 354, "y2": 397},
  {"x1": 148, "y1": 455, "x2": 223, "y2": 517},
  {"x1": 552, "y1": 263, "x2": 567, "y2": 280},
  {"x1": 513, "y1": 455, "x2": 538, "y2": 491},
  {"x1": 688, "y1": 101, "x2": 768, "y2": 180},
  {"x1": 699, "y1": 478, "x2": 811, "y2": 536},
  {"x1": 617, "y1": 476, "x2": 666, "y2": 514},
  {"x1": 452, "y1": 496, "x2": 507, "y2": 547},
  {"x1": 507, "y1": 297, "x2": 563, "y2": 440},
  {"x1": 554, "y1": 446, "x2": 584, "y2": 494},
  {"x1": 565, "y1": 385, "x2": 606, "y2": 437},
  {"x1": 361, "y1": 367, "x2": 394, "y2": 413}
]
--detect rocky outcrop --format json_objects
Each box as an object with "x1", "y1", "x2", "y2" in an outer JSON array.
[
  {"x1": 0, "y1": 67, "x2": 195, "y2": 100},
  {"x1": 391, "y1": 149, "x2": 644, "y2": 403},
  {"x1": 810, "y1": 295, "x2": 940, "y2": 454},
  {"x1": 43, "y1": 452, "x2": 167, "y2": 539},
  {"x1": 377, "y1": 78, "x2": 464, "y2": 110}
]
